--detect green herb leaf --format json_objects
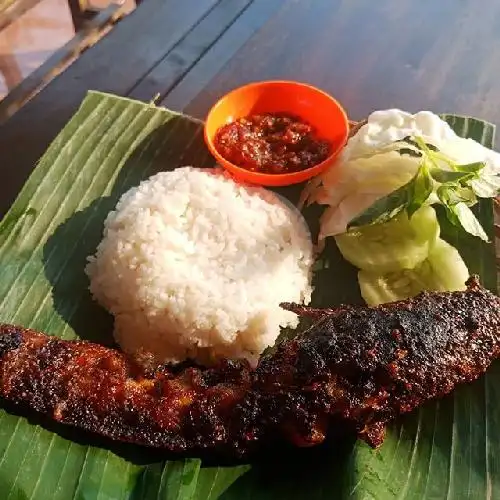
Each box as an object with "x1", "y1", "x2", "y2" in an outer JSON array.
[
  {"x1": 350, "y1": 135, "x2": 494, "y2": 241},
  {"x1": 454, "y1": 161, "x2": 486, "y2": 173},
  {"x1": 437, "y1": 184, "x2": 476, "y2": 205},
  {"x1": 451, "y1": 201, "x2": 490, "y2": 241},
  {"x1": 407, "y1": 163, "x2": 433, "y2": 217},
  {"x1": 471, "y1": 174, "x2": 500, "y2": 197},
  {"x1": 429, "y1": 169, "x2": 475, "y2": 184},
  {"x1": 347, "y1": 179, "x2": 411, "y2": 228},
  {"x1": 444, "y1": 205, "x2": 462, "y2": 227},
  {"x1": 436, "y1": 184, "x2": 481, "y2": 233}
]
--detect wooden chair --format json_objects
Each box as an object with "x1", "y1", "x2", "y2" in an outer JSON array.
[
  {"x1": 0, "y1": 0, "x2": 42, "y2": 32},
  {"x1": 0, "y1": 0, "x2": 45, "y2": 102},
  {"x1": 68, "y1": 0, "x2": 143, "y2": 32},
  {"x1": 0, "y1": 1, "x2": 132, "y2": 123}
]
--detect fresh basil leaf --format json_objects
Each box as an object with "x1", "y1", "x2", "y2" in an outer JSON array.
[
  {"x1": 347, "y1": 134, "x2": 495, "y2": 238},
  {"x1": 442, "y1": 204, "x2": 462, "y2": 227},
  {"x1": 425, "y1": 142, "x2": 439, "y2": 152},
  {"x1": 454, "y1": 186, "x2": 477, "y2": 204},
  {"x1": 407, "y1": 164, "x2": 433, "y2": 217},
  {"x1": 347, "y1": 179, "x2": 411, "y2": 228},
  {"x1": 352, "y1": 203, "x2": 406, "y2": 227},
  {"x1": 471, "y1": 174, "x2": 500, "y2": 197},
  {"x1": 429, "y1": 169, "x2": 475, "y2": 184},
  {"x1": 436, "y1": 184, "x2": 476, "y2": 205},
  {"x1": 454, "y1": 161, "x2": 485, "y2": 173},
  {"x1": 436, "y1": 184, "x2": 452, "y2": 205},
  {"x1": 451, "y1": 202, "x2": 490, "y2": 241},
  {"x1": 437, "y1": 187, "x2": 477, "y2": 232}
]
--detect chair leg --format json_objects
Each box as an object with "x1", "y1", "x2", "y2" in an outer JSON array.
[
  {"x1": 68, "y1": 0, "x2": 142, "y2": 32},
  {"x1": 67, "y1": 0, "x2": 100, "y2": 32},
  {"x1": 0, "y1": 3, "x2": 126, "y2": 122},
  {"x1": 0, "y1": 53, "x2": 23, "y2": 92}
]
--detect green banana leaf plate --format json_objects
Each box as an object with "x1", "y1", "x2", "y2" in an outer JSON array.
[{"x1": 0, "y1": 91, "x2": 498, "y2": 500}]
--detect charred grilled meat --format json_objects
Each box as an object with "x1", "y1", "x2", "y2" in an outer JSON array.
[{"x1": 0, "y1": 276, "x2": 499, "y2": 456}]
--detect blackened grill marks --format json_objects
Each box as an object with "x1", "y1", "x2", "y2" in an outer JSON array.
[
  {"x1": 0, "y1": 276, "x2": 499, "y2": 456},
  {"x1": 280, "y1": 276, "x2": 500, "y2": 445},
  {"x1": 0, "y1": 325, "x2": 22, "y2": 356}
]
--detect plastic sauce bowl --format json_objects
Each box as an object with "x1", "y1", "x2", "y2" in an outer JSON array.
[{"x1": 204, "y1": 80, "x2": 349, "y2": 187}]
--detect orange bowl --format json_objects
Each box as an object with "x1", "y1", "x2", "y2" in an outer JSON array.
[{"x1": 204, "y1": 80, "x2": 349, "y2": 186}]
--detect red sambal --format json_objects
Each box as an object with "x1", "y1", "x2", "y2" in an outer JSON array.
[{"x1": 213, "y1": 112, "x2": 332, "y2": 174}]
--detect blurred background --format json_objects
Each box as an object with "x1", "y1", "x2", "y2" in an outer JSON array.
[{"x1": 0, "y1": 0, "x2": 136, "y2": 100}]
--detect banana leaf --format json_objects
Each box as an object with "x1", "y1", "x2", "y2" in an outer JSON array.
[{"x1": 0, "y1": 91, "x2": 497, "y2": 499}]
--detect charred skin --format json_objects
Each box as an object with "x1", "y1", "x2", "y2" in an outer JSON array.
[
  {"x1": 0, "y1": 326, "x2": 254, "y2": 454},
  {"x1": 0, "y1": 277, "x2": 499, "y2": 456},
  {"x1": 278, "y1": 276, "x2": 500, "y2": 445}
]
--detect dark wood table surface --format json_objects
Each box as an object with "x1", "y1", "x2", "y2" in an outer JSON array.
[{"x1": 1, "y1": 0, "x2": 500, "y2": 219}]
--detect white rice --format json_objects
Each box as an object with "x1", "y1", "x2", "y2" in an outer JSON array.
[{"x1": 85, "y1": 167, "x2": 313, "y2": 366}]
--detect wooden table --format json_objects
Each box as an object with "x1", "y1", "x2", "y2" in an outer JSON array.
[{"x1": 1, "y1": 0, "x2": 500, "y2": 220}]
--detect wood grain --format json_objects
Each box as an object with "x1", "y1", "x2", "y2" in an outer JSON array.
[
  {"x1": 177, "y1": 0, "x2": 500, "y2": 135},
  {"x1": 127, "y1": 0, "x2": 254, "y2": 102}
]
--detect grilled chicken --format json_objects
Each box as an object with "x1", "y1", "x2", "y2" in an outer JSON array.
[{"x1": 0, "y1": 276, "x2": 499, "y2": 456}]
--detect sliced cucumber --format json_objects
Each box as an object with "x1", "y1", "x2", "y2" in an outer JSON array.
[
  {"x1": 335, "y1": 205, "x2": 440, "y2": 274},
  {"x1": 359, "y1": 238, "x2": 469, "y2": 306},
  {"x1": 417, "y1": 238, "x2": 470, "y2": 291}
]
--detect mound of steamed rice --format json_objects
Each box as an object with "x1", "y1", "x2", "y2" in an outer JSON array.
[{"x1": 85, "y1": 167, "x2": 313, "y2": 366}]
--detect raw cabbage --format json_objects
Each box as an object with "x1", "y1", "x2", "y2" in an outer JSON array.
[{"x1": 300, "y1": 109, "x2": 500, "y2": 245}]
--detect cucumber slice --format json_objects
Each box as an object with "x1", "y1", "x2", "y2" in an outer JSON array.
[
  {"x1": 335, "y1": 205, "x2": 440, "y2": 274},
  {"x1": 417, "y1": 238, "x2": 470, "y2": 291},
  {"x1": 359, "y1": 238, "x2": 469, "y2": 306}
]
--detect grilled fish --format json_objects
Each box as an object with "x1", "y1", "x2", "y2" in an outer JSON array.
[{"x1": 0, "y1": 276, "x2": 499, "y2": 456}]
